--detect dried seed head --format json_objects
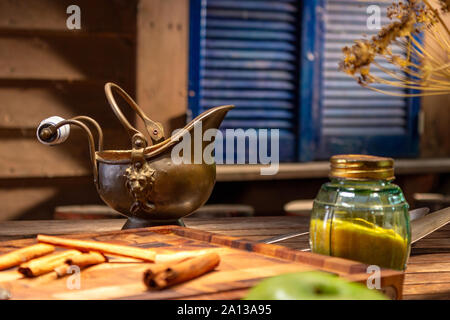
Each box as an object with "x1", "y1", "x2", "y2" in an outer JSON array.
[
  {"x1": 339, "y1": 0, "x2": 450, "y2": 96},
  {"x1": 439, "y1": 0, "x2": 450, "y2": 12}
]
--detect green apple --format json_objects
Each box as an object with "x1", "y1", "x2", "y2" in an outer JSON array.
[{"x1": 244, "y1": 271, "x2": 388, "y2": 300}]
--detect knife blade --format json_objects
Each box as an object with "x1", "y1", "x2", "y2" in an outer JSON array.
[
  {"x1": 259, "y1": 207, "x2": 431, "y2": 245},
  {"x1": 411, "y1": 206, "x2": 450, "y2": 244}
]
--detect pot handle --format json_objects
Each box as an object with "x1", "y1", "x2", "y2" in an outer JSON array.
[
  {"x1": 104, "y1": 82, "x2": 165, "y2": 149},
  {"x1": 37, "y1": 118, "x2": 99, "y2": 186},
  {"x1": 71, "y1": 116, "x2": 104, "y2": 152}
]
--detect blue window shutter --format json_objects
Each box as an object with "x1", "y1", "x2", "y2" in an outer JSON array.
[
  {"x1": 300, "y1": 0, "x2": 420, "y2": 161},
  {"x1": 190, "y1": 1, "x2": 421, "y2": 163},
  {"x1": 188, "y1": 0, "x2": 301, "y2": 162}
]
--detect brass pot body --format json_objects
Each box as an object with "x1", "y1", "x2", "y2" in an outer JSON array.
[
  {"x1": 94, "y1": 104, "x2": 233, "y2": 227},
  {"x1": 37, "y1": 83, "x2": 233, "y2": 229},
  {"x1": 97, "y1": 153, "x2": 216, "y2": 223}
]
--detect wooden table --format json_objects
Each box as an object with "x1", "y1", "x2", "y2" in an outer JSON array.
[{"x1": 0, "y1": 216, "x2": 449, "y2": 300}]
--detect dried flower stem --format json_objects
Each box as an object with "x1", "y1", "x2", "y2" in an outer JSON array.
[
  {"x1": 341, "y1": 0, "x2": 450, "y2": 97},
  {"x1": 423, "y1": 0, "x2": 450, "y2": 36}
]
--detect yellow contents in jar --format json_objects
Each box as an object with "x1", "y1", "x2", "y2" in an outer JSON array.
[{"x1": 310, "y1": 218, "x2": 409, "y2": 270}]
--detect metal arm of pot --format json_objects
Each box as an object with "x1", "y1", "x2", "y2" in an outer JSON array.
[
  {"x1": 71, "y1": 116, "x2": 104, "y2": 152},
  {"x1": 38, "y1": 119, "x2": 99, "y2": 187},
  {"x1": 104, "y1": 82, "x2": 165, "y2": 148}
]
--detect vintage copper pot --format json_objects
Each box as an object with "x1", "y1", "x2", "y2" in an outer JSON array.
[{"x1": 37, "y1": 83, "x2": 233, "y2": 229}]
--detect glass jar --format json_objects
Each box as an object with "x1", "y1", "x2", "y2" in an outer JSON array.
[{"x1": 309, "y1": 155, "x2": 411, "y2": 270}]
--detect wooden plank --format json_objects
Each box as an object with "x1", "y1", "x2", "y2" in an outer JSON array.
[
  {"x1": 411, "y1": 230, "x2": 450, "y2": 240},
  {"x1": 54, "y1": 205, "x2": 122, "y2": 220},
  {"x1": 421, "y1": 93, "x2": 450, "y2": 157},
  {"x1": 0, "y1": 37, "x2": 134, "y2": 82},
  {"x1": 404, "y1": 292, "x2": 450, "y2": 300},
  {"x1": 0, "y1": 83, "x2": 130, "y2": 129},
  {"x1": 0, "y1": 176, "x2": 106, "y2": 221},
  {"x1": 403, "y1": 282, "x2": 450, "y2": 296},
  {"x1": 0, "y1": 217, "x2": 307, "y2": 241},
  {"x1": 408, "y1": 253, "x2": 450, "y2": 263},
  {"x1": 0, "y1": 0, "x2": 136, "y2": 33},
  {"x1": 2, "y1": 156, "x2": 448, "y2": 181},
  {"x1": 404, "y1": 272, "x2": 450, "y2": 285},
  {"x1": 0, "y1": 176, "x2": 110, "y2": 222},
  {"x1": 215, "y1": 159, "x2": 450, "y2": 181},
  {"x1": 0, "y1": 126, "x2": 131, "y2": 179},
  {"x1": 420, "y1": 3, "x2": 450, "y2": 158},
  {"x1": 411, "y1": 238, "x2": 450, "y2": 249},
  {"x1": 53, "y1": 204, "x2": 253, "y2": 220},
  {"x1": 0, "y1": 219, "x2": 124, "y2": 241},
  {"x1": 216, "y1": 163, "x2": 330, "y2": 181},
  {"x1": 0, "y1": 134, "x2": 91, "y2": 178},
  {"x1": 0, "y1": 187, "x2": 58, "y2": 221},
  {"x1": 136, "y1": 0, "x2": 189, "y2": 135},
  {"x1": 411, "y1": 248, "x2": 450, "y2": 255},
  {"x1": 406, "y1": 262, "x2": 450, "y2": 273}
]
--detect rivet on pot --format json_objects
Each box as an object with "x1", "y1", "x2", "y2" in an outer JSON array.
[{"x1": 135, "y1": 139, "x2": 144, "y2": 148}]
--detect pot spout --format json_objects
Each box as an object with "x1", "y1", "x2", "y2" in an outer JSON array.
[
  {"x1": 189, "y1": 105, "x2": 234, "y2": 132},
  {"x1": 170, "y1": 104, "x2": 234, "y2": 150},
  {"x1": 141, "y1": 105, "x2": 234, "y2": 165}
]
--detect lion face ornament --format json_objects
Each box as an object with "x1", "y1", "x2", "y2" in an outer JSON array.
[{"x1": 124, "y1": 160, "x2": 156, "y2": 214}]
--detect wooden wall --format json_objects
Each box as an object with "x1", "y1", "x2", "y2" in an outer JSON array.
[
  {"x1": 136, "y1": 0, "x2": 189, "y2": 135},
  {"x1": 420, "y1": 0, "x2": 450, "y2": 157},
  {"x1": 0, "y1": 0, "x2": 191, "y2": 221},
  {"x1": 0, "y1": 0, "x2": 137, "y2": 220}
]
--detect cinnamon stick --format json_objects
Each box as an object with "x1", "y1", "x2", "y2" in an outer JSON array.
[
  {"x1": 143, "y1": 252, "x2": 220, "y2": 290},
  {"x1": 0, "y1": 244, "x2": 55, "y2": 271},
  {"x1": 37, "y1": 234, "x2": 156, "y2": 262},
  {"x1": 67, "y1": 251, "x2": 107, "y2": 267},
  {"x1": 31, "y1": 252, "x2": 107, "y2": 284},
  {"x1": 55, "y1": 251, "x2": 107, "y2": 276},
  {"x1": 18, "y1": 250, "x2": 81, "y2": 277}
]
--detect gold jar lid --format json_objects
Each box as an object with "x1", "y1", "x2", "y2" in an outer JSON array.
[{"x1": 330, "y1": 154, "x2": 395, "y2": 180}]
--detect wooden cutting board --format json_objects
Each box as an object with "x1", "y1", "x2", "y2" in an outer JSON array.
[{"x1": 0, "y1": 226, "x2": 404, "y2": 300}]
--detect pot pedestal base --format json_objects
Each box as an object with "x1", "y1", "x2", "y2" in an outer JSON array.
[{"x1": 121, "y1": 217, "x2": 185, "y2": 230}]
